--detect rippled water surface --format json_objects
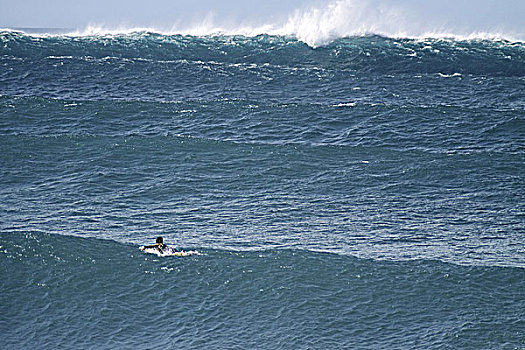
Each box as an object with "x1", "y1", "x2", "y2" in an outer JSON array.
[{"x1": 1, "y1": 31, "x2": 524, "y2": 349}]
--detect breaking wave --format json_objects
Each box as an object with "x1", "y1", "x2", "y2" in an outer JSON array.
[{"x1": 3, "y1": 0, "x2": 524, "y2": 47}]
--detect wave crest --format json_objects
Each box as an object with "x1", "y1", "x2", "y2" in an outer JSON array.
[{"x1": 288, "y1": 0, "x2": 524, "y2": 46}]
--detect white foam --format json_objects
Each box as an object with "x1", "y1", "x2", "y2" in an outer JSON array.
[{"x1": 280, "y1": 0, "x2": 406, "y2": 46}]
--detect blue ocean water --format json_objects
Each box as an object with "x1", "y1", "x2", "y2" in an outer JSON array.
[{"x1": 1, "y1": 30, "x2": 524, "y2": 349}]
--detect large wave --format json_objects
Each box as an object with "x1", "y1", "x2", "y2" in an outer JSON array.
[{"x1": 4, "y1": 0, "x2": 524, "y2": 46}]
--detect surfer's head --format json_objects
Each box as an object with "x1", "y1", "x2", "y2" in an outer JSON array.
[{"x1": 156, "y1": 236, "x2": 163, "y2": 244}]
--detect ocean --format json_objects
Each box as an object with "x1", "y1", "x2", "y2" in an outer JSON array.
[{"x1": 1, "y1": 29, "x2": 524, "y2": 349}]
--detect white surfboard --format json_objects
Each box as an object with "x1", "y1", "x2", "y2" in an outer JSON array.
[{"x1": 142, "y1": 246, "x2": 199, "y2": 257}]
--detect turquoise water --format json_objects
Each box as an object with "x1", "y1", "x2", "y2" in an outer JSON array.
[{"x1": 1, "y1": 31, "x2": 524, "y2": 349}]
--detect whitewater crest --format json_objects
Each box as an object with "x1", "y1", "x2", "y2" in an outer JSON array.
[{"x1": 281, "y1": 0, "x2": 406, "y2": 46}]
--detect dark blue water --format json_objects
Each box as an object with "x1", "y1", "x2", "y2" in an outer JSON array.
[{"x1": 1, "y1": 30, "x2": 524, "y2": 349}]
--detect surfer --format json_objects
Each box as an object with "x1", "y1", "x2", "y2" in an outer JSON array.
[{"x1": 140, "y1": 236, "x2": 168, "y2": 254}]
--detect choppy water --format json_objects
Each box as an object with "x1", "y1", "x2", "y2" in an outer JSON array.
[{"x1": 1, "y1": 30, "x2": 524, "y2": 349}]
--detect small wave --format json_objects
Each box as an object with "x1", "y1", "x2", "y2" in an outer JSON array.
[{"x1": 437, "y1": 72, "x2": 462, "y2": 78}]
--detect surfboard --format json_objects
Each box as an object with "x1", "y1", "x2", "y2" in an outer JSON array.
[{"x1": 142, "y1": 246, "x2": 199, "y2": 257}]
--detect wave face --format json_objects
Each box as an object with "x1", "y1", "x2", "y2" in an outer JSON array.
[
  {"x1": 1, "y1": 31, "x2": 524, "y2": 348},
  {"x1": 2, "y1": 233, "x2": 524, "y2": 349}
]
